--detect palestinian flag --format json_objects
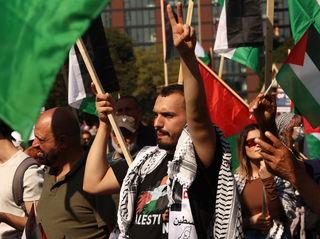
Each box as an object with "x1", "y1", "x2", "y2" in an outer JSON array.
[
  {"x1": 214, "y1": 0, "x2": 262, "y2": 72},
  {"x1": 0, "y1": 0, "x2": 110, "y2": 140},
  {"x1": 68, "y1": 16, "x2": 118, "y2": 115},
  {"x1": 303, "y1": 118, "x2": 320, "y2": 160},
  {"x1": 288, "y1": 0, "x2": 320, "y2": 43},
  {"x1": 276, "y1": 25, "x2": 320, "y2": 128}
]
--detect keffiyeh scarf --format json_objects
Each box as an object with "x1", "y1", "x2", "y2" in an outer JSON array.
[{"x1": 117, "y1": 126, "x2": 243, "y2": 238}]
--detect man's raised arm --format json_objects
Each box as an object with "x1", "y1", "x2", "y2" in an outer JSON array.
[
  {"x1": 167, "y1": 3, "x2": 216, "y2": 167},
  {"x1": 83, "y1": 93, "x2": 120, "y2": 194}
]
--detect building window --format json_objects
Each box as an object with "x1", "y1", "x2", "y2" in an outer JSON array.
[{"x1": 123, "y1": 0, "x2": 157, "y2": 46}]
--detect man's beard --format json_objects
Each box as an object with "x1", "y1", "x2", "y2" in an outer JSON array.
[
  {"x1": 112, "y1": 140, "x2": 136, "y2": 155},
  {"x1": 156, "y1": 129, "x2": 177, "y2": 152},
  {"x1": 157, "y1": 141, "x2": 176, "y2": 151},
  {"x1": 41, "y1": 150, "x2": 59, "y2": 167}
]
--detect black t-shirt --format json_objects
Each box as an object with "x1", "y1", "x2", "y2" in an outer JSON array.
[
  {"x1": 112, "y1": 136, "x2": 223, "y2": 239},
  {"x1": 136, "y1": 123, "x2": 157, "y2": 149},
  {"x1": 128, "y1": 154, "x2": 172, "y2": 238}
]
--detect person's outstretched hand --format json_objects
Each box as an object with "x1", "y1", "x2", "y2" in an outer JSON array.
[
  {"x1": 249, "y1": 93, "x2": 276, "y2": 125},
  {"x1": 167, "y1": 2, "x2": 196, "y2": 57},
  {"x1": 255, "y1": 131, "x2": 298, "y2": 184}
]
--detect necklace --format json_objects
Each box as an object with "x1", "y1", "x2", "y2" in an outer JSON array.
[{"x1": 248, "y1": 175, "x2": 259, "y2": 180}]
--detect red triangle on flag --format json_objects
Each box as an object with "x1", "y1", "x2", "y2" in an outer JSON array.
[
  {"x1": 285, "y1": 30, "x2": 309, "y2": 66},
  {"x1": 303, "y1": 117, "x2": 320, "y2": 134},
  {"x1": 198, "y1": 60, "x2": 256, "y2": 137}
]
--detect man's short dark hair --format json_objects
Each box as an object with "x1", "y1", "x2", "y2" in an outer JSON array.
[
  {"x1": 158, "y1": 84, "x2": 184, "y2": 97},
  {"x1": 0, "y1": 120, "x2": 13, "y2": 139}
]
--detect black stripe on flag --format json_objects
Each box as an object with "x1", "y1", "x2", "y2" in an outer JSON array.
[
  {"x1": 75, "y1": 16, "x2": 119, "y2": 94},
  {"x1": 226, "y1": 0, "x2": 263, "y2": 48},
  {"x1": 306, "y1": 25, "x2": 320, "y2": 71}
]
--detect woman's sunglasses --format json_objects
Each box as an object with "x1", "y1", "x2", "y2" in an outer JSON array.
[{"x1": 245, "y1": 138, "x2": 258, "y2": 148}]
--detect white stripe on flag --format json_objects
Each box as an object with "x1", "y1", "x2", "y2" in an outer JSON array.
[
  {"x1": 68, "y1": 46, "x2": 86, "y2": 109},
  {"x1": 289, "y1": 53, "x2": 320, "y2": 104},
  {"x1": 214, "y1": 0, "x2": 228, "y2": 52},
  {"x1": 221, "y1": 49, "x2": 236, "y2": 59},
  {"x1": 312, "y1": 132, "x2": 320, "y2": 140},
  {"x1": 195, "y1": 42, "x2": 206, "y2": 58}
]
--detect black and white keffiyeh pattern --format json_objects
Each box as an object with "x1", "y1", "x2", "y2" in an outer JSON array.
[{"x1": 117, "y1": 126, "x2": 243, "y2": 239}]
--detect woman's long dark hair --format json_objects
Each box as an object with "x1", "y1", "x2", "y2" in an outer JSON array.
[{"x1": 236, "y1": 124, "x2": 260, "y2": 179}]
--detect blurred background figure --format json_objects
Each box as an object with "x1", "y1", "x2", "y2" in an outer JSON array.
[
  {"x1": 115, "y1": 95, "x2": 156, "y2": 149},
  {"x1": 81, "y1": 130, "x2": 92, "y2": 151},
  {"x1": 234, "y1": 124, "x2": 296, "y2": 239},
  {"x1": 276, "y1": 113, "x2": 304, "y2": 157},
  {"x1": 107, "y1": 115, "x2": 138, "y2": 165}
]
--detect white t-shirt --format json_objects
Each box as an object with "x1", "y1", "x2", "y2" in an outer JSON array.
[{"x1": 0, "y1": 150, "x2": 44, "y2": 239}]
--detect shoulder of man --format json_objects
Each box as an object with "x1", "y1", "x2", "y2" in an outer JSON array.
[{"x1": 13, "y1": 155, "x2": 43, "y2": 209}]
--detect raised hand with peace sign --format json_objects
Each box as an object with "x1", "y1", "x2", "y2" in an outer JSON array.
[
  {"x1": 166, "y1": 2, "x2": 196, "y2": 57},
  {"x1": 166, "y1": 1, "x2": 217, "y2": 168}
]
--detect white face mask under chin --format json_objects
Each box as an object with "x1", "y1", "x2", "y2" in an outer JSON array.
[{"x1": 112, "y1": 139, "x2": 136, "y2": 155}]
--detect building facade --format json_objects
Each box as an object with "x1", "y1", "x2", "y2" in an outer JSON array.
[{"x1": 103, "y1": 0, "x2": 292, "y2": 101}]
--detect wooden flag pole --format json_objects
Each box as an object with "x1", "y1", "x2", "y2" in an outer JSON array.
[
  {"x1": 76, "y1": 38, "x2": 133, "y2": 166},
  {"x1": 209, "y1": 47, "x2": 214, "y2": 69},
  {"x1": 218, "y1": 55, "x2": 225, "y2": 78},
  {"x1": 197, "y1": 0, "x2": 202, "y2": 44},
  {"x1": 161, "y1": 0, "x2": 169, "y2": 86},
  {"x1": 264, "y1": 0, "x2": 275, "y2": 90},
  {"x1": 261, "y1": 186, "x2": 268, "y2": 217},
  {"x1": 178, "y1": 0, "x2": 194, "y2": 84}
]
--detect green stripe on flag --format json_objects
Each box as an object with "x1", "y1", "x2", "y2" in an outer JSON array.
[
  {"x1": 79, "y1": 96, "x2": 97, "y2": 116},
  {"x1": 0, "y1": 0, "x2": 109, "y2": 140},
  {"x1": 305, "y1": 134, "x2": 320, "y2": 159},
  {"x1": 232, "y1": 47, "x2": 260, "y2": 72},
  {"x1": 227, "y1": 134, "x2": 240, "y2": 172},
  {"x1": 277, "y1": 64, "x2": 320, "y2": 127},
  {"x1": 288, "y1": 0, "x2": 320, "y2": 43}
]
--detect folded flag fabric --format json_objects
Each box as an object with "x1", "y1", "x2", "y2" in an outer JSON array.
[
  {"x1": 0, "y1": 0, "x2": 110, "y2": 140},
  {"x1": 276, "y1": 25, "x2": 320, "y2": 128},
  {"x1": 68, "y1": 16, "x2": 118, "y2": 115},
  {"x1": 214, "y1": 0, "x2": 262, "y2": 72},
  {"x1": 288, "y1": 0, "x2": 320, "y2": 43}
]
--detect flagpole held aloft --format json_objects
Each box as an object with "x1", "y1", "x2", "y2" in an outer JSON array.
[
  {"x1": 178, "y1": 0, "x2": 194, "y2": 85},
  {"x1": 264, "y1": 0, "x2": 275, "y2": 90},
  {"x1": 218, "y1": 55, "x2": 224, "y2": 78},
  {"x1": 161, "y1": 0, "x2": 169, "y2": 86},
  {"x1": 76, "y1": 38, "x2": 133, "y2": 166}
]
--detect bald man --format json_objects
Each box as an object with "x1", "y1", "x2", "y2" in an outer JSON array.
[{"x1": 32, "y1": 107, "x2": 116, "y2": 239}]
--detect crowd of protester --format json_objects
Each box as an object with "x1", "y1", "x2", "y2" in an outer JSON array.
[{"x1": 1, "y1": 2, "x2": 320, "y2": 239}]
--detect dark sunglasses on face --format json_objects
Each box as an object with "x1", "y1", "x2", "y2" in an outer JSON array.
[{"x1": 245, "y1": 138, "x2": 258, "y2": 148}]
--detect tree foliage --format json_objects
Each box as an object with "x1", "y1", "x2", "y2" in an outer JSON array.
[
  {"x1": 45, "y1": 27, "x2": 182, "y2": 121},
  {"x1": 133, "y1": 44, "x2": 180, "y2": 120},
  {"x1": 105, "y1": 28, "x2": 137, "y2": 96}
]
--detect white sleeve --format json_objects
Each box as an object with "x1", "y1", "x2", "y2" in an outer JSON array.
[{"x1": 22, "y1": 165, "x2": 45, "y2": 202}]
